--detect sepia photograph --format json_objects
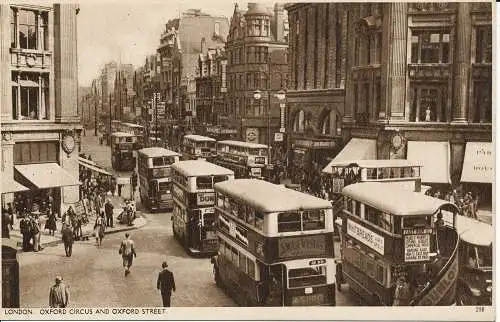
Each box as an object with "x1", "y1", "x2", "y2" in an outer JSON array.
[{"x1": 0, "y1": 0, "x2": 494, "y2": 320}]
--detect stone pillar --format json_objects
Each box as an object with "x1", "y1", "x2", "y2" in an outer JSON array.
[
  {"x1": 316, "y1": 4, "x2": 326, "y2": 89},
  {"x1": 306, "y1": 5, "x2": 316, "y2": 90},
  {"x1": 1, "y1": 134, "x2": 15, "y2": 204},
  {"x1": 289, "y1": 11, "x2": 297, "y2": 90},
  {"x1": 451, "y1": 3, "x2": 471, "y2": 124},
  {"x1": 297, "y1": 9, "x2": 307, "y2": 90},
  {"x1": 387, "y1": 3, "x2": 407, "y2": 121},
  {"x1": 326, "y1": 4, "x2": 336, "y2": 88},
  {"x1": 1, "y1": 5, "x2": 13, "y2": 121},
  {"x1": 53, "y1": 4, "x2": 80, "y2": 123},
  {"x1": 343, "y1": 4, "x2": 356, "y2": 124}
]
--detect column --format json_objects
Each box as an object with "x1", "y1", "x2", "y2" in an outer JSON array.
[
  {"x1": 452, "y1": 3, "x2": 471, "y2": 124},
  {"x1": 16, "y1": 74, "x2": 21, "y2": 120},
  {"x1": 316, "y1": 4, "x2": 326, "y2": 89},
  {"x1": 326, "y1": 4, "x2": 336, "y2": 88},
  {"x1": 288, "y1": 12, "x2": 296, "y2": 89},
  {"x1": 306, "y1": 6, "x2": 316, "y2": 90},
  {"x1": 340, "y1": 7, "x2": 348, "y2": 88},
  {"x1": 38, "y1": 75, "x2": 42, "y2": 119},
  {"x1": 1, "y1": 5, "x2": 13, "y2": 121},
  {"x1": 343, "y1": 4, "x2": 356, "y2": 123},
  {"x1": 297, "y1": 8, "x2": 306, "y2": 90},
  {"x1": 1, "y1": 136, "x2": 15, "y2": 204},
  {"x1": 387, "y1": 2, "x2": 407, "y2": 121},
  {"x1": 53, "y1": 4, "x2": 79, "y2": 123}
]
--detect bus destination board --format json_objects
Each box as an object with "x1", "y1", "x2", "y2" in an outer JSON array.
[
  {"x1": 347, "y1": 219, "x2": 385, "y2": 255},
  {"x1": 404, "y1": 234, "x2": 430, "y2": 262},
  {"x1": 278, "y1": 235, "x2": 326, "y2": 259}
]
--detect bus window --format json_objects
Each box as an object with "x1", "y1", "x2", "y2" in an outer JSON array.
[
  {"x1": 375, "y1": 262, "x2": 385, "y2": 284},
  {"x1": 249, "y1": 148, "x2": 259, "y2": 156},
  {"x1": 393, "y1": 217, "x2": 402, "y2": 234},
  {"x1": 259, "y1": 149, "x2": 267, "y2": 156},
  {"x1": 238, "y1": 204, "x2": 247, "y2": 221},
  {"x1": 302, "y1": 210, "x2": 325, "y2": 231},
  {"x1": 149, "y1": 181, "x2": 158, "y2": 194},
  {"x1": 203, "y1": 212, "x2": 216, "y2": 227},
  {"x1": 403, "y1": 216, "x2": 429, "y2": 228},
  {"x1": 217, "y1": 193, "x2": 225, "y2": 208},
  {"x1": 246, "y1": 206, "x2": 255, "y2": 226},
  {"x1": 164, "y1": 157, "x2": 176, "y2": 165},
  {"x1": 366, "y1": 168, "x2": 377, "y2": 180},
  {"x1": 121, "y1": 151, "x2": 133, "y2": 159},
  {"x1": 412, "y1": 167, "x2": 420, "y2": 177},
  {"x1": 288, "y1": 266, "x2": 327, "y2": 288},
  {"x1": 278, "y1": 212, "x2": 301, "y2": 232},
  {"x1": 354, "y1": 201, "x2": 361, "y2": 217},
  {"x1": 229, "y1": 200, "x2": 239, "y2": 218},
  {"x1": 153, "y1": 157, "x2": 164, "y2": 167},
  {"x1": 476, "y1": 246, "x2": 492, "y2": 268},
  {"x1": 255, "y1": 212, "x2": 264, "y2": 230},
  {"x1": 214, "y1": 175, "x2": 228, "y2": 184},
  {"x1": 158, "y1": 181, "x2": 172, "y2": 193},
  {"x1": 126, "y1": 137, "x2": 133, "y2": 142},
  {"x1": 196, "y1": 176, "x2": 213, "y2": 189}
]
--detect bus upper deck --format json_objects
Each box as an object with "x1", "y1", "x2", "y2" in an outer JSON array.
[
  {"x1": 182, "y1": 134, "x2": 217, "y2": 159},
  {"x1": 214, "y1": 140, "x2": 270, "y2": 179},
  {"x1": 110, "y1": 132, "x2": 138, "y2": 171}
]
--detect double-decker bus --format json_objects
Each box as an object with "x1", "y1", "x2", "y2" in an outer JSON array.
[
  {"x1": 121, "y1": 122, "x2": 145, "y2": 149},
  {"x1": 338, "y1": 182, "x2": 460, "y2": 306},
  {"x1": 181, "y1": 134, "x2": 216, "y2": 160},
  {"x1": 213, "y1": 140, "x2": 269, "y2": 179},
  {"x1": 137, "y1": 147, "x2": 180, "y2": 211},
  {"x1": 455, "y1": 215, "x2": 493, "y2": 306},
  {"x1": 212, "y1": 179, "x2": 336, "y2": 306},
  {"x1": 110, "y1": 132, "x2": 137, "y2": 171},
  {"x1": 171, "y1": 160, "x2": 234, "y2": 256}
]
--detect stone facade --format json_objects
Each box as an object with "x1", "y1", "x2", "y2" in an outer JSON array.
[{"x1": 1, "y1": 4, "x2": 82, "y2": 210}]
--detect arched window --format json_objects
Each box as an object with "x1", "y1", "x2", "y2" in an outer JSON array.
[
  {"x1": 321, "y1": 109, "x2": 341, "y2": 136},
  {"x1": 293, "y1": 110, "x2": 305, "y2": 132}
]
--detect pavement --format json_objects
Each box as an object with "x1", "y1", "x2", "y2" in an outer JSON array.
[{"x1": 8, "y1": 195, "x2": 147, "y2": 252}]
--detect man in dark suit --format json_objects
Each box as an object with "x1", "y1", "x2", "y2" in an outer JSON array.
[{"x1": 157, "y1": 261, "x2": 176, "y2": 307}]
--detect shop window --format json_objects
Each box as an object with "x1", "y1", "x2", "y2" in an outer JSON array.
[
  {"x1": 321, "y1": 109, "x2": 341, "y2": 136},
  {"x1": 475, "y1": 26, "x2": 492, "y2": 64},
  {"x1": 292, "y1": 110, "x2": 305, "y2": 132},
  {"x1": 472, "y1": 81, "x2": 492, "y2": 123},
  {"x1": 410, "y1": 84, "x2": 447, "y2": 122},
  {"x1": 411, "y1": 30, "x2": 450, "y2": 64}
]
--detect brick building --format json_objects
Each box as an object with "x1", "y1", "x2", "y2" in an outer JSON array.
[{"x1": 226, "y1": 3, "x2": 289, "y2": 147}]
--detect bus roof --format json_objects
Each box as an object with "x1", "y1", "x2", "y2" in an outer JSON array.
[
  {"x1": 183, "y1": 134, "x2": 216, "y2": 142},
  {"x1": 138, "y1": 147, "x2": 180, "y2": 158},
  {"x1": 111, "y1": 131, "x2": 136, "y2": 137},
  {"x1": 342, "y1": 182, "x2": 458, "y2": 216},
  {"x1": 122, "y1": 122, "x2": 144, "y2": 129},
  {"x1": 214, "y1": 179, "x2": 332, "y2": 212},
  {"x1": 172, "y1": 160, "x2": 234, "y2": 177},
  {"x1": 322, "y1": 159, "x2": 423, "y2": 173},
  {"x1": 456, "y1": 215, "x2": 493, "y2": 247},
  {"x1": 217, "y1": 140, "x2": 268, "y2": 149}
]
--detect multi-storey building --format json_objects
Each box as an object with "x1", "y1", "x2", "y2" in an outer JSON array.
[
  {"x1": 287, "y1": 3, "x2": 492, "y2": 207},
  {"x1": 1, "y1": 4, "x2": 82, "y2": 213},
  {"x1": 113, "y1": 64, "x2": 135, "y2": 121},
  {"x1": 285, "y1": 3, "x2": 347, "y2": 173},
  {"x1": 226, "y1": 3, "x2": 289, "y2": 148},
  {"x1": 195, "y1": 47, "x2": 232, "y2": 138},
  {"x1": 157, "y1": 9, "x2": 229, "y2": 131}
]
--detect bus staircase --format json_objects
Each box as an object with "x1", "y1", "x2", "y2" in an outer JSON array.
[{"x1": 409, "y1": 224, "x2": 460, "y2": 306}]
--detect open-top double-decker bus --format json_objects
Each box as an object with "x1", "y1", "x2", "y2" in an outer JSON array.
[
  {"x1": 171, "y1": 160, "x2": 234, "y2": 256},
  {"x1": 338, "y1": 182, "x2": 460, "y2": 306},
  {"x1": 212, "y1": 179, "x2": 336, "y2": 306}
]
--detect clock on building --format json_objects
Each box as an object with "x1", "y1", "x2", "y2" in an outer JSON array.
[{"x1": 62, "y1": 132, "x2": 76, "y2": 157}]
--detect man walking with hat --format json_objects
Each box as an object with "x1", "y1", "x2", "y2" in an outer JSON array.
[
  {"x1": 157, "y1": 261, "x2": 176, "y2": 307},
  {"x1": 49, "y1": 276, "x2": 70, "y2": 308}
]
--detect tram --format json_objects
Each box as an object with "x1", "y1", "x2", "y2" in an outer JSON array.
[
  {"x1": 110, "y1": 132, "x2": 137, "y2": 171},
  {"x1": 212, "y1": 179, "x2": 336, "y2": 306},
  {"x1": 212, "y1": 140, "x2": 269, "y2": 179},
  {"x1": 171, "y1": 160, "x2": 234, "y2": 256},
  {"x1": 181, "y1": 134, "x2": 216, "y2": 160},
  {"x1": 338, "y1": 182, "x2": 460, "y2": 306},
  {"x1": 455, "y1": 215, "x2": 493, "y2": 306}
]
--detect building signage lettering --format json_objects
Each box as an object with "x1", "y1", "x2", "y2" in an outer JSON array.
[
  {"x1": 278, "y1": 235, "x2": 326, "y2": 258},
  {"x1": 418, "y1": 255, "x2": 458, "y2": 305},
  {"x1": 404, "y1": 234, "x2": 430, "y2": 262},
  {"x1": 346, "y1": 220, "x2": 385, "y2": 255},
  {"x1": 197, "y1": 192, "x2": 215, "y2": 206}
]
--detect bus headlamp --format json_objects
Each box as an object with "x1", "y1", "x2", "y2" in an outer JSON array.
[{"x1": 471, "y1": 287, "x2": 482, "y2": 296}]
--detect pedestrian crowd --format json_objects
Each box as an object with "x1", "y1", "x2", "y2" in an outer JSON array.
[{"x1": 425, "y1": 186, "x2": 480, "y2": 219}]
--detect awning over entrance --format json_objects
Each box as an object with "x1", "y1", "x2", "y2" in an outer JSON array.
[
  {"x1": 15, "y1": 163, "x2": 81, "y2": 189},
  {"x1": 322, "y1": 138, "x2": 377, "y2": 173},
  {"x1": 1, "y1": 174, "x2": 29, "y2": 193},
  {"x1": 78, "y1": 159, "x2": 112, "y2": 176},
  {"x1": 460, "y1": 142, "x2": 493, "y2": 183},
  {"x1": 407, "y1": 141, "x2": 451, "y2": 184}
]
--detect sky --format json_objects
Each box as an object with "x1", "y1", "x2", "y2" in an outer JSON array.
[{"x1": 77, "y1": 0, "x2": 245, "y2": 87}]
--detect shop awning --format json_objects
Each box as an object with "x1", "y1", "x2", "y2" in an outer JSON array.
[
  {"x1": 460, "y1": 142, "x2": 493, "y2": 183},
  {"x1": 407, "y1": 141, "x2": 450, "y2": 184},
  {"x1": 15, "y1": 163, "x2": 81, "y2": 189},
  {"x1": 1, "y1": 174, "x2": 29, "y2": 193},
  {"x1": 322, "y1": 138, "x2": 377, "y2": 173},
  {"x1": 78, "y1": 159, "x2": 112, "y2": 176}
]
